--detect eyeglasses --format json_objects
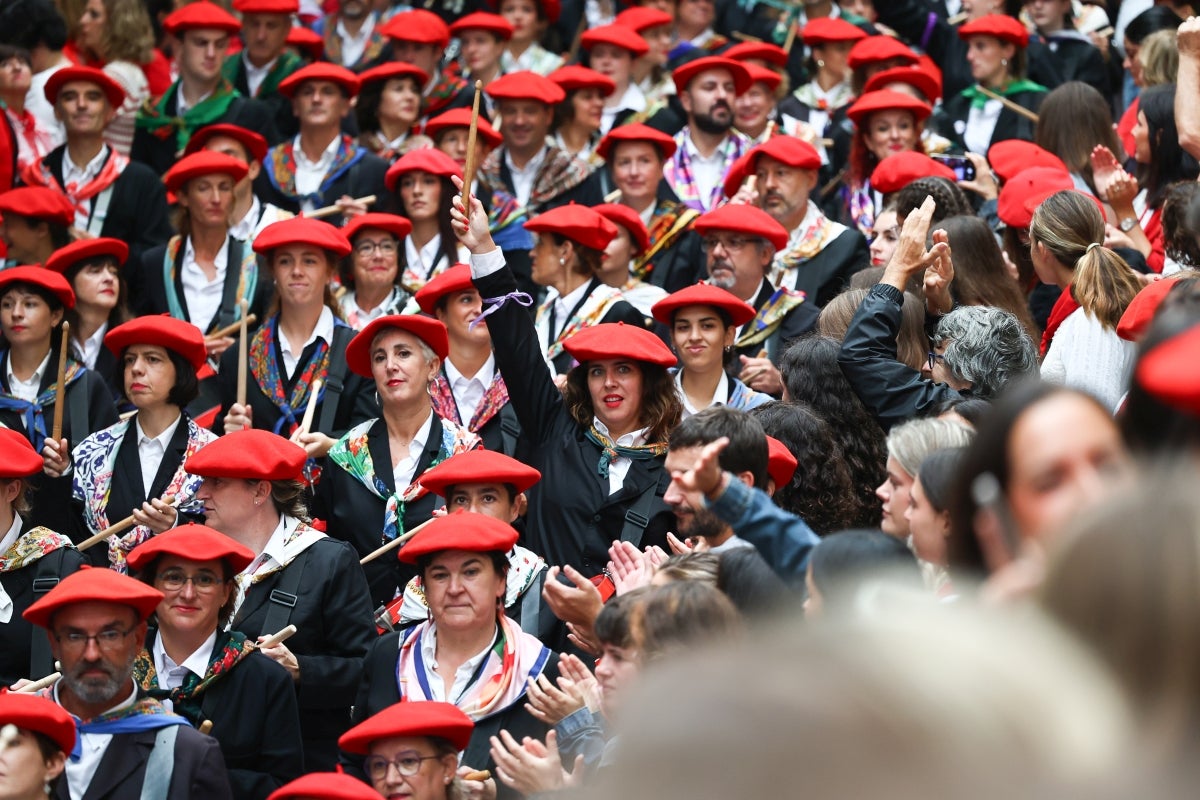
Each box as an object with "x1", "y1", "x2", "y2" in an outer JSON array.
[
  {"x1": 927, "y1": 351, "x2": 946, "y2": 371},
  {"x1": 355, "y1": 239, "x2": 399, "y2": 257},
  {"x1": 54, "y1": 627, "x2": 137, "y2": 653},
  {"x1": 156, "y1": 570, "x2": 226, "y2": 592},
  {"x1": 701, "y1": 235, "x2": 758, "y2": 253},
  {"x1": 364, "y1": 755, "x2": 443, "y2": 781}
]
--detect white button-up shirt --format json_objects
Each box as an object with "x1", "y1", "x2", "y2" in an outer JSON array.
[
  {"x1": 593, "y1": 419, "x2": 648, "y2": 495},
  {"x1": 681, "y1": 134, "x2": 728, "y2": 213},
  {"x1": 445, "y1": 355, "x2": 494, "y2": 424},
  {"x1": 420, "y1": 622, "x2": 498, "y2": 702},
  {"x1": 180, "y1": 235, "x2": 230, "y2": 333},
  {"x1": 336, "y1": 12, "x2": 378, "y2": 68},
  {"x1": 60, "y1": 683, "x2": 138, "y2": 800},
  {"x1": 675, "y1": 370, "x2": 729, "y2": 418},
  {"x1": 393, "y1": 410, "x2": 434, "y2": 491},
  {"x1": 293, "y1": 135, "x2": 340, "y2": 209},
  {"x1": 505, "y1": 145, "x2": 548, "y2": 208},
  {"x1": 78, "y1": 322, "x2": 108, "y2": 370},
  {"x1": 279, "y1": 306, "x2": 335, "y2": 378},
  {"x1": 6, "y1": 351, "x2": 51, "y2": 404},
  {"x1": 136, "y1": 414, "x2": 181, "y2": 497},
  {"x1": 242, "y1": 52, "x2": 277, "y2": 97},
  {"x1": 153, "y1": 630, "x2": 218, "y2": 710}
]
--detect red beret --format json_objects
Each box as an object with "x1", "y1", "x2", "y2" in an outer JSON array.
[
  {"x1": 414, "y1": 265, "x2": 474, "y2": 314},
  {"x1": 0, "y1": 187, "x2": 76, "y2": 227},
  {"x1": 232, "y1": 0, "x2": 299, "y2": 13},
  {"x1": 870, "y1": 151, "x2": 956, "y2": 194},
  {"x1": 524, "y1": 203, "x2": 618, "y2": 252},
  {"x1": 163, "y1": 1, "x2": 241, "y2": 36},
  {"x1": 996, "y1": 166, "x2": 1074, "y2": 229},
  {"x1": 163, "y1": 151, "x2": 249, "y2": 194},
  {"x1": 651, "y1": 283, "x2": 755, "y2": 326},
  {"x1": 0, "y1": 427, "x2": 45, "y2": 478},
  {"x1": 185, "y1": 429, "x2": 307, "y2": 481},
  {"x1": 450, "y1": 11, "x2": 515, "y2": 39},
  {"x1": 1118, "y1": 276, "x2": 1180, "y2": 342},
  {"x1": 582, "y1": 23, "x2": 650, "y2": 56},
  {"x1": 0, "y1": 692, "x2": 77, "y2": 755},
  {"x1": 548, "y1": 65, "x2": 616, "y2": 97},
  {"x1": 0, "y1": 266, "x2": 75, "y2": 309},
  {"x1": 358, "y1": 62, "x2": 430, "y2": 91},
  {"x1": 485, "y1": 71, "x2": 566, "y2": 105},
  {"x1": 987, "y1": 139, "x2": 1068, "y2": 182},
  {"x1": 723, "y1": 42, "x2": 789, "y2": 67},
  {"x1": 418, "y1": 449, "x2": 541, "y2": 497},
  {"x1": 184, "y1": 123, "x2": 269, "y2": 163},
  {"x1": 596, "y1": 122, "x2": 677, "y2": 161},
  {"x1": 340, "y1": 700, "x2": 474, "y2": 753},
  {"x1": 384, "y1": 148, "x2": 463, "y2": 193},
  {"x1": 672, "y1": 56, "x2": 752, "y2": 96},
  {"x1": 44, "y1": 66, "x2": 125, "y2": 108},
  {"x1": 593, "y1": 203, "x2": 649, "y2": 254},
  {"x1": 45, "y1": 238, "x2": 129, "y2": 274},
  {"x1": 398, "y1": 511, "x2": 520, "y2": 564},
  {"x1": 744, "y1": 136, "x2": 821, "y2": 173},
  {"x1": 24, "y1": 565, "x2": 164, "y2": 627},
  {"x1": 615, "y1": 6, "x2": 674, "y2": 32},
  {"x1": 1135, "y1": 322, "x2": 1200, "y2": 414},
  {"x1": 693, "y1": 203, "x2": 790, "y2": 251},
  {"x1": 802, "y1": 17, "x2": 869, "y2": 46},
  {"x1": 846, "y1": 89, "x2": 932, "y2": 127},
  {"x1": 863, "y1": 64, "x2": 942, "y2": 103},
  {"x1": 104, "y1": 314, "x2": 209, "y2": 371},
  {"x1": 267, "y1": 773, "x2": 381, "y2": 800},
  {"x1": 126, "y1": 523, "x2": 255, "y2": 574},
  {"x1": 743, "y1": 64, "x2": 782, "y2": 92},
  {"x1": 958, "y1": 14, "x2": 1030, "y2": 48},
  {"x1": 563, "y1": 321, "x2": 677, "y2": 368},
  {"x1": 721, "y1": 151, "x2": 753, "y2": 200},
  {"x1": 346, "y1": 314, "x2": 450, "y2": 376},
  {"x1": 380, "y1": 9, "x2": 451, "y2": 47},
  {"x1": 254, "y1": 217, "x2": 352, "y2": 257},
  {"x1": 425, "y1": 108, "x2": 503, "y2": 149},
  {"x1": 847, "y1": 35, "x2": 919, "y2": 70},
  {"x1": 278, "y1": 62, "x2": 361, "y2": 99},
  {"x1": 765, "y1": 435, "x2": 797, "y2": 488},
  {"x1": 286, "y1": 26, "x2": 325, "y2": 60},
  {"x1": 342, "y1": 212, "x2": 412, "y2": 244}
]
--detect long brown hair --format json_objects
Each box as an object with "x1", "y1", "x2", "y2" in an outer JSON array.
[
  {"x1": 937, "y1": 215, "x2": 1039, "y2": 341},
  {"x1": 563, "y1": 361, "x2": 682, "y2": 444}
]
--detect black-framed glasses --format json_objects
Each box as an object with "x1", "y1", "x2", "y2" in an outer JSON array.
[
  {"x1": 53, "y1": 627, "x2": 137, "y2": 653},
  {"x1": 927, "y1": 351, "x2": 946, "y2": 371},
  {"x1": 156, "y1": 570, "x2": 226, "y2": 592},
  {"x1": 364, "y1": 755, "x2": 442, "y2": 781},
  {"x1": 701, "y1": 235, "x2": 757, "y2": 253},
  {"x1": 354, "y1": 239, "x2": 399, "y2": 257}
]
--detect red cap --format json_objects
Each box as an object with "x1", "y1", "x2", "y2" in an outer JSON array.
[
  {"x1": 104, "y1": 314, "x2": 209, "y2": 371},
  {"x1": 24, "y1": 565, "x2": 164, "y2": 627},
  {"x1": 418, "y1": 449, "x2": 541, "y2": 497},
  {"x1": 399, "y1": 511, "x2": 520, "y2": 564},
  {"x1": 723, "y1": 41, "x2": 789, "y2": 67},
  {"x1": 651, "y1": 283, "x2": 755, "y2": 327},
  {"x1": 0, "y1": 187, "x2": 76, "y2": 227},
  {"x1": 693, "y1": 203, "x2": 790, "y2": 252},
  {"x1": 44, "y1": 65, "x2": 125, "y2": 108},
  {"x1": 380, "y1": 9, "x2": 452, "y2": 47},
  {"x1": 45, "y1": 238, "x2": 129, "y2": 274},
  {"x1": 744, "y1": 136, "x2": 821, "y2": 173},
  {"x1": 743, "y1": 64, "x2": 782, "y2": 92},
  {"x1": 672, "y1": 56, "x2": 752, "y2": 95},
  {"x1": 126, "y1": 523, "x2": 256, "y2": 574},
  {"x1": 870, "y1": 151, "x2": 956, "y2": 194},
  {"x1": 0, "y1": 266, "x2": 75, "y2": 309},
  {"x1": 615, "y1": 6, "x2": 673, "y2": 32},
  {"x1": 278, "y1": 62, "x2": 361, "y2": 98},
  {"x1": 384, "y1": 148, "x2": 463, "y2": 193},
  {"x1": 721, "y1": 152, "x2": 753, "y2": 200},
  {"x1": 0, "y1": 427, "x2": 46, "y2": 478},
  {"x1": 524, "y1": 203, "x2": 618, "y2": 252},
  {"x1": 450, "y1": 11, "x2": 515, "y2": 39},
  {"x1": 802, "y1": 17, "x2": 869, "y2": 45},
  {"x1": 548, "y1": 65, "x2": 616, "y2": 97},
  {"x1": 863, "y1": 64, "x2": 942, "y2": 103},
  {"x1": 359, "y1": 62, "x2": 430, "y2": 91},
  {"x1": 286, "y1": 26, "x2": 325, "y2": 60},
  {"x1": 163, "y1": 151, "x2": 249, "y2": 194},
  {"x1": 582, "y1": 23, "x2": 650, "y2": 56},
  {"x1": 0, "y1": 692, "x2": 77, "y2": 755},
  {"x1": 347, "y1": 314, "x2": 450, "y2": 376},
  {"x1": 414, "y1": 264, "x2": 474, "y2": 314},
  {"x1": 765, "y1": 435, "x2": 797, "y2": 488},
  {"x1": 1135, "y1": 323, "x2": 1200, "y2": 414},
  {"x1": 1118, "y1": 276, "x2": 1180, "y2": 342},
  {"x1": 996, "y1": 166, "x2": 1074, "y2": 229},
  {"x1": 342, "y1": 212, "x2": 412, "y2": 244},
  {"x1": 185, "y1": 123, "x2": 269, "y2": 163},
  {"x1": 846, "y1": 89, "x2": 932, "y2": 126},
  {"x1": 563, "y1": 321, "x2": 677, "y2": 367},
  {"x1": 958, "y1": 14, "x2": 1030, "y2": 48},
  {"x1": 267, "y1": 773, "x2": 381, "y2": 800},
  {"x1": 232, "y1": 0, "x2": 299, "y2": 13},
  {"x1": 987, "y1": 139, "x2": 1068, "y2": 182},
  {"x1": 163, "y1": 1, "x2": 242, "y2": 36},
  {"x1": 594, "y1": 203, "x2": 649, "y2": 254},
  {"x1": 425, "y1": 108, "x2": 503, "y2": 149},
  {"x1": 847, "y1": 35, "x2": 919, "y2": 70},
  {"x1": 485, "y1": 70, "x2": 566, "y2": 105},
  {"x1": 254, "y1": 217, "x2": 352, "y2": 257},
  {"x1": 596, "y1": 122, "x2": 677, "y2": 161},
  {"x1": 339, "y1": 701, "x2": 474, "y2": 753},
  {"x1": 185, "y1": 429, "x2": 307, "y2": 481}
]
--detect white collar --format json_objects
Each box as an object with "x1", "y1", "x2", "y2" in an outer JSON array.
[
  {"x1": 556, "y1": 279, "x2": 593, "y2": 317},
  {"x1": 505, "y1": 144, "x2": 548, "y2": 177},
  {"x1": 6, "y1": 350, "x2": 52, "y2": 389},
  {"x1": 409, "y1": 410, "x2": 436, "y2": 454},
  {"x1": 420, "y1": 621, "x2": 498, "y2": 673},
  {"x1": 135, "y1": 412, "x2": 183, "y2": 451},
  {"x1": 242, "y1": 51, "x2": 278, "y2": 77},
  {"x1": 177, "y1": 85, "x2": 214, "y2": 115},
  {"x1": 637, "y1": 202, "x2": 657, "y2": 228},
  {"x1": 279, "y1": 306, "x2": 336, "y2": 360},
  {"x1": 258, "y1": 514, "x2": 294, "y2": 570},
  {"x1": 593, "y1": 418, "x2": 648, "y2": 447},
  {"x1": 65, "y1": 144, "x2": 109, "y2": 182},
  {"x1": 153, "y1": 629, "x2": 218, "y2": 682},
  {"x1": 682, "y1": 129, "x2": 728, "y2": 162},
  {"x1": 183, "y1": 235, "x2": 231, "y2": 271},
  {"x1": 336, "y1": 11, "x2": 377, "y2": 41},
  {"x1": 675, "y1": 369, "x2": 729, "y2": 416},
  {"x1": 293, "y1": 134, "x2": 341, "y2": 171},
  {"x1": 786, "y1": 202, "x2": 821, "y2": 245},
  {"x1": 0, "y1": 513, "x2": 22, "y2": 554},
  {"x1": 444, "y1": 353, "x2": 495, "y2": 387},
  {"x1": 230, "y1": 195, "x2": 262, "y2": 242}
]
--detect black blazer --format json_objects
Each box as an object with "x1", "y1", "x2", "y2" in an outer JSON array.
[
  {"x1": 225, "y1": 56, "x2": 300, "y2": 143},
  {"x1": 786, "y1": 224, "x2": 870, "y2": 309},
  {"x1": 545, "y1": 279, "x2": 649, "y2": 375},
  {"x1": 131, "y1": 90, "x2": 279, "y2": 175},
  {"x1": 933, "y1": 88, "x2": 1045, "y2": 154},
  {"x1": 252, "y1": 146, "x2": 391, "y2": 228},
  {"x1": 0, "y1": 534, "x2": 84, "y2": 686},
  {"x1": 731, "y1": 280, "x2": 821, "y2": 373}
]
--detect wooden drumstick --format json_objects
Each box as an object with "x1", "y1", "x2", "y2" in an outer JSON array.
[
  {"x1": 463, "y1": 770, "x2": 491, "y2": 782},
  {"x1": 15, "y1": 672, "x2": 61, "y2": 693},
  {"x1": 360, "y1": 517, "x2": 436, "y2": 565},
  {"x1": 307, "y1": 195, "x2": 377, "y2": 220},
  {"x1": 298, "y1": 379, "x2": 322, "y2": 436},
  {"x1": 975, "y1": 86, "x2": 1039, "y2": 123},
  {"x1": 255, "y1": 624, "x2": 298, "y2": 649},
  {"x1": 51, "y1": 322, "x2": 70, "y2": 442},
  {"x1": 461, "y1": 81, "x2": 484, "y2": 214},
  {"x1": 236, "y1": 300, "x2": 249, "y2": 408},
  {"x1": 198, "y1": 720, "x2": 214, "y2": 735},
  {"x1": 77, "y1": 494, "x2": 178, "y2": 550},
  {"x1": 208, "y1": 314, "x2": 258, "y2": 342}
]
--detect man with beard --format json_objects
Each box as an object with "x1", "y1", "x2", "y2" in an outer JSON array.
[
  {"x1": 22, "y1": 567, "x2": 233, "y2": 799},
  {"x1": 663, "y1": 56, "x2": 753, "y2": 212}
]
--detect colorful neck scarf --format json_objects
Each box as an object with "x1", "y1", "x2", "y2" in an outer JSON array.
[
  {"x1": 770, "y1": 208, "x2": 838, "y2": 284},
  {"x1": 340, "y1": 286, "x2": 409, "y2": 330},
  {"x1": 21, "y1": 148, "x2": 128, "y2": 220},
  {"x1": 735, "y1": 286, "x2": 807, "y2": 349},
  {"x1": 264, "y1": 135, "x2": 366, "y2": 207},
  {"x1": 430, "y1": 368, "x2": 511, "y2": 433},
  {"x1": 663, "y1": 127, "x2": 749, "y2": 212},
  {"x1": 791, "y1": 79, "x2": 854, "y2": 115},
  {"x1": 135, "y1": 79, "x2": 240, "y2": 154},
  {"x1": 0, "y1": 353, "x2": 85, "y2": 452},
  {"x1": 392, "y1": 544, "x2": 545, "y2": 630},
  {"x1": 133, "y1": 631, "x2": 258, "y2": 725},
  {"x1": 221, "y1": 50, "x2": 303, "y2": 99},
  {"x1": 162, "y1": 236, "x2": 258, "y2": 332},
  {"x1": 480, "y1": 146, "x2": 592, "y2": 250},
  {"x1": 846, "y1": 181, "x2": 875, "y2": 237},
  {"x1": 585, "y1": 425, "x2": 668, "y2": 478},
  {"x1": 323, "y1": 19, "x2": 387, "y2": 71},
  {"x1": 635, "y1": 201, "x2": 699, "y2": 280},
  {"x1": 422, "y1": 72, "x2": 468, "y2": 119},
  {"x1": 0, "y1": 526, "x2": 72, "y2": 573},
  {"x1": 248, "y1": 315, "x2": 334, "y2": 435},
  {"x1": 960, "y1": 79, "x2": 1046, "y2": 110},
  {"x1": 535, "y1": 283, "x2": 625, "y2": 362},
  {"x1": 51, "y1": 693, "x2": 190, "y2": 761}
]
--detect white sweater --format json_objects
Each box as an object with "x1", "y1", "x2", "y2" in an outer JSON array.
[{"x1": 1041, "y1": 308, "x2": 1135, "y2": 411}]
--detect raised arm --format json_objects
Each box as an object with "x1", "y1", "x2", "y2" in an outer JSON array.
[{"x1": 1177, "y1": 19, "x2": 1200, "y2": 161}]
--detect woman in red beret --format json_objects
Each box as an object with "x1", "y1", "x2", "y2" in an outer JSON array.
[
  {"x1": 547, "y1": 66, "x2": 614, "y2": 163},
  {"x1": 337, "y1": 213, "x2": 414, "y2": 330},
  {"x1": 591, "y1": 203, "x2": 668, "y2": 318},
  {"x1": 127, "y1": 524, "x2": 305, "y2": 800},
  {"x1": 355, "y1": 63, "x2": 432, "y2": 164},
  {"x1": 384, "y1": 150, "x2": 469, "y2": 297},
  {"x1": 498, "y1": 0, "x2": 563, "y2": 76},
  {"x1": 426, "y1": 109, "x2": 500, "y2": 216},
  {"x1": 340, "y1": 701, "x2": 474, "y2": 800},
  {"x1": 777, "y1": 18, "x2": 865, "y2": 151},
  {"x1": 0, "y1": 692, "x2": 75, "y2": 799}
]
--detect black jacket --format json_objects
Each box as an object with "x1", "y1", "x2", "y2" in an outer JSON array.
[
  {"x1": 0, "y1": 534, "x2": 84, "y2": 686},
  {"x1": 544, "y1": 279, "x2": 650, "y2": 375},
  {"x1": 731, "y1": 280, "x2": 821, "y2": 371},
  {"x1": 253, "y1": 144, "x2": 391, "y2": 228},
  {"x1": 933, "y1": 88, "x2": 1046, "y2": 155},
  {"x1": 131, "y1": 89, "x2": 279, "y2": 175},
  {"x1": 783, "y1": 222, "x2": 870, "y2": 309}
]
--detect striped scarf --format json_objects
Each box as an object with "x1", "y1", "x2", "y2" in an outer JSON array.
[
  {"x1": 635, "y1": 201, "x2": 699, "y2": 280},
  {"x1": 735, "y1": 287, "x2": 807, "y2": 348},
  {"x1": 663, "y1": 127, "x2": 748, "y2": 212}
]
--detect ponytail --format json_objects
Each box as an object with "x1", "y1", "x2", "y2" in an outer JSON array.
[{"x1": 1071, "y1": 243, "x2": 1142, "y2": 330}]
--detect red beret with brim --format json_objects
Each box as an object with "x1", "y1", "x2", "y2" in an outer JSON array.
[
  {"x1": 744, "y1": 136, "x2": 821, "y2": 174},
  {"x1": 871, "y1": 151, "x2": 956, "y2": 194},
  {"x1": 723, "y1": 42, "x2": 789, "y2": 67},
  {"x1": 414, "y1": 265, "x2": 474, "y2": 315},
  {"x1": 45, "y1": 238, "x2": 129, "y2": 274},
  {"x1": 163, "y1": 1, "x2": 241, "y2": 36},
  {"x1": 0, "y1": 266, "x2": 75, "y2": 309},
  {"x1": 582, "y1": 24, "x2": 650, "y2": 56},
  {"x1": 44, "y1": 66, "x2": 126, "y2": 108},
  {"x1": 233, "y1": 0, "x2": 299, "y2": 13},
  {"x1": 1135, "y1": 322, "x2": 1200, "y2": 414},
  {"x1": 450, "y1": 11, "x2": 515, "y2": 39},
  {"x1": 996, "y1": 167, "x2": 1075, "y2": 229},
  {"x1": 185, "y1": 429, "x2": 308, "y2": 481},
  {"x1": 651, "y1": 283, "x2": 755, "y2": 327},
  {"x1": 765, "y1": 435, "x2": 797, "y2": 488},
  {"x1": 987, "y1": 139, "x2": 1067, "y2": 182},
  {"x1": 340, "y1": 700, "x2": 474, "y2": 753},
  {"x1": 343, "y1": 212, "x2": 413, "y2": 244},
  {"x1": 672, "y1": 56, "x2": 752, "y2": 96},
  {"x1": 380, "y1": 10, "x2": 452, "y2": 47},
  {"x1": 615, "y1": 6, "x2": 674, "y2": 33},
  {"x1": 347, "y1": 314, "x2": 450, "y2": 376},
  {"x1": 24, "y1": 565, "x2": 164, "y2": 627},
  {"x1": 254, "y1": 217, "x2": 352, "y2": 257},
  {"x1": 397, "y1": 511, "x2": 520, "y2": 564},
  {"x1": 0, "y1": 692, "x2": 77, "y2": 755},
  {"x1": 184, "y1": 123, "x2": 269, "y2": 163},
  {"x1": 593, "y1": 203, "x2": 649, "y2": 254},
  {"x1": 803, "y1": 17, "x2": 869, "y2": 46},
  {"x1": 958, "y1": 14, "x2": 1030, "y2": 48},
  {"x1": 847, "y1": 36, "x2": 919, "y2": 70},
  {"x1": 104, "y1": 314, "x2": 209, "y2": 371},
  {"x1": 359, "y1": 62, "x2": 431, "y2": 91},
  {"x1": 693, "y1": 203, "x2": 790, "y2": 252},
  {"x1": 0, "y1": 187, "x2": 77, "y2": 228},
  {"x1": 0, "y1": 427, "x2": 46, "y2": 478},
  {"x1": 743, "y1": 64, "x2": 782, "y2": 92},
  {"x1": 1118, "y1": 276, "x2": 1180, "y2": 342},
  {"x1": 596, "y1": 122, "x2": 677, "y2": 161},
  {"x1": 563, "y1": 321, "x2": 677, "y2": 368},
  {"x1": 126, "y1": 523, "x2": 255, "y2": 574},
  {"x1": 485, "y1": 71, "x2": 566, "y2": 105},
  {"x1": 846, "y1": 89, "x2": 932, "y2": 127},
  {"x1": 863, "y1": 64, "x2": 942, "y2": 103},
  {"x1": 524, "y1": 203, "x2": 618, "y2": 252},
  {"x1": 384, "y1": 148, "x2": 463, "y2": 193},
  {"x1": 286, "y1": 27, "x2": 325, "y2": 60},
  {"x1": 163, "y1": 151, "x2": 249, "y2": 194},
  {"x1": 267, "y1": 773, "x2": 381, "y2": 800},
  {"x1": 418, "y1": 449, "x2": 542, "y2": 497},
  {"x1": 278, "y1": 63, "x2": 361, "y2": 99},
  {"x1": 548, "y1": 65, "x2": 616, "y2": 98},
  {"x1": 425, "y1": 108, "x2": 503, "y2": 149}
]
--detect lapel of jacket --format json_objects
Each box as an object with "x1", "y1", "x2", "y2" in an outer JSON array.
[
  {"x1": 596, "y1": 452, "x2": 661, "y2": 509},
  {"x1": 367, "y1": 418, "x2": 395, "y2": 494},
  {"x1": 107, "y1": 428, "x2": 144, "y2": 523},
  {"x1": 79, "y1": 729, "x2": 156, "y2": 800},
  {"x1": 147, "y1": 418, "x2": 191, "y2": 500}
]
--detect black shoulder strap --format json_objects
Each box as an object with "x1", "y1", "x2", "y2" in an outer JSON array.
[
  {"x1": 317, "y1": 326, "x2": 354, "y2": 435},
  {"x1": 618, "y1": 472, "x2": 668, "y2": 547},
  {"x1": 30, "y1": 548, "x2": 65, "y2": 678},
  {"x1": 211, "y1": 238, "x2": 246, "y2": 334},
  {"x1": 498, "y1": 404, "x2": 521, "y2": 457},
  {"x1": 260, "y1": 546, "x2": 310, "y2": 638}
]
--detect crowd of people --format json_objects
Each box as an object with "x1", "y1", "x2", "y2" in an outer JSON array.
[{"x1": 1, "y1": 0, "x2": 1200, "y2": 797}]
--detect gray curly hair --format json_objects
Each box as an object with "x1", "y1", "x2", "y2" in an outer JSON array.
[{"x1": 933, "y1": 306, "x2": 1038, "y2": 400}]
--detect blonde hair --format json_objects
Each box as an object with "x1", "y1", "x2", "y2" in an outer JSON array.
[
  {"x1": 95, "y1": 0, "x2": 154, "y2": 64},
  {"x1": 1139, "y1": 29, "x2": 1179, "y2": 87}
]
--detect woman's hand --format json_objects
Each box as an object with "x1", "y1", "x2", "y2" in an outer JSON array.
[
  {"x1": 290, "y1": 430, "x2": 334, "y2": 459},
  {"x1": 223, "y1": 403, "x2": 253, "y2": 434},
  {"x1": 257, "y1": 640, "x2": 301, "y2": 682},
  {"x1": 607, "y1": 540, "x2": 653, "y2": 595},
  {"x1": 541, "y1": 565, "x2": 603, "y2": 627},
  {"x1": 204, "y1": 335, "x2": 235, "y2": 360},
  {"x1": 1180, "y1": 15, "x2": 1200, "y2": 58},
  {"x1": 524, "y1": 673, "x2": 584, "y2": 725},
  {"x1": 41, "y1": 437, "x2": 70, "y2": 478},
  {"x1": 1089, "y1": 144, "x2": 1123, "y2": 202},
  {"x1": 737, "y1": 355, "x2": 783, "y2": 395},
  {"x1": 132, "y1": 497, "x2": 177, "y2": 534},
  {"x1": 334, "y1": 194, "x2": 369, "y2": 220},
  {"x1": 1103, "y1": 223, "x2": 1135, "y2": 250},
  {"x1": 881, "y1": 195, "x2": 947, "y2": 291},
  {"x1": 490, "y1": 731, "x2": 585, "y2": 795},
  {"x1": 923, "y1": 228, "x2": 955, "y2": 316},
  {"x1": 955, "y1": 152, "x2": 997, "y2": 201},
  {"x1": 644, "y1": 544, "x2": 669, "y2": 570},
  {"x1": 456, "y1": 767, "x2": 497, "y2": 800},
  {"x1": 449, "y1": 175, "x2": 498, "y2": 255},
  {"x1": 558, "y1": 653, "x2": 601, "y2": 713},
  {"x1": 1102, "y1": 170, "x2": 1140, "y2": 211}
]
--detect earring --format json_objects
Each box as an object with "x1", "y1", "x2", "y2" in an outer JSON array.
[
  {"x1": 1001, "y1": 58, "x2": 1008, "y2": 67},
  {"x1": 559, "y1": 257, "x2": 565, "y2": 265},
  {"x1": 44, "y1": 782, "x2": 52, "y2": 797},
  {"x1": 817, "y1": 59, "x2": 825, "y2": 68}
]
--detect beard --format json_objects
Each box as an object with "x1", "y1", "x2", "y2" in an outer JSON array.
[
  {"x1": 692, "y1": 103, "x2": 733, "y2": 134},
  {"x1": 677, "y1": 505, "x2": 730, "y2": 541},
  {"x1": 707, "y1": 258, "x2": 736, "y2": 290},
  {"x1": 62, "y1": 657, "x2": 129, "y2": 706}
]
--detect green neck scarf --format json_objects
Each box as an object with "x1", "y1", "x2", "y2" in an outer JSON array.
[
  {"x1": 221, "y1": 50, "x2": 303, "y2": 99},
  {"x1": 136, "y1": 78, "x2": 240, "y2": 154},
  {"x1": 961, "y1": 78, "x2": 1046, "y2": 110}
]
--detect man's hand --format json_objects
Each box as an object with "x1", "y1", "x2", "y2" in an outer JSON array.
[
  {"x1": 881, "y1": 196, "x2": 946, "y2": 291},
  {"x1": 541, "y1": 565, "x2": 603, "y2": 627},
  {"x1": 737, "y1": 355, "x2": 783, "y2": 395},
  {"x1": 131, "y1": 497, "x2": 177, "y2": 534},
  {"x1": 671, "y1": 436, "x2": 730, "y2": 501}
]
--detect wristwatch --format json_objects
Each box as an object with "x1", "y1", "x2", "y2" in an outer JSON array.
[{"x1": 1119, "y1": 217, "x2": 1137, "y2": 233}]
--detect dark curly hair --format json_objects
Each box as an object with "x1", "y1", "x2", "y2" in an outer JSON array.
[
  {"x1": 1161, "y1": 181, "x2": 1200, "y2": 269},
  {"x1": 564, "y1": 361, "x2": 682, "y2": 445},
  {"x1": 893, "y1": 178, "x2": 973, "y2": 224}
]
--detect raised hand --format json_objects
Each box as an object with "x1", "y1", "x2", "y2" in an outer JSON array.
[
  {"x1": 923, "y1": 228, "x2": 955, "y2": 316},
  {"x1": 607, "y1": 540, "x2": 652, "y2": 596},
  {"x1": 1090, "y1": 144, "x2": 1122, "y2": 202},
  {"x1": 449, "y1": 174, "x2": 497, "y2": 255},
  {"x1": 541, "y1": 565, "x2": 603, "y2": 627}
]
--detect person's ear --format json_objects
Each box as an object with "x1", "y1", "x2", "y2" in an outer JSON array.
[
  {"x1": 733, "y1": 469, "x2": 755, "y2": 489},
  {"x1": 511, "y1": 493, "x2": 527, "y2": 522}
]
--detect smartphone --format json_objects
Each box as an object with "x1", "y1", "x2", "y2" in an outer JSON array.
[{"x1": 931, "y1": 153, "x2": 977, "y2": 183}]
